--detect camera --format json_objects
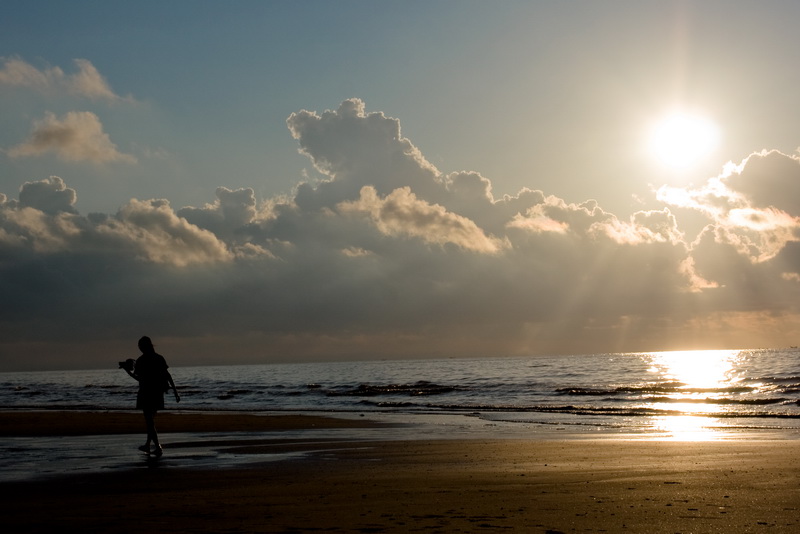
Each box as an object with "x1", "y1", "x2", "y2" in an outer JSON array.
[{"x1": 118, "y1": 359, "x2": 135, "y2": 372}]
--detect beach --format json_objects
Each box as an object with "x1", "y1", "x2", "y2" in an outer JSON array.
[{"x1": 1, "y1": 412, "x2": 799, "y2": 533}]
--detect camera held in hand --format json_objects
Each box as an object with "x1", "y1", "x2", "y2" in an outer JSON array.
[{"x1": 119, "y1": 359, "x2": 135, "y2": 372}]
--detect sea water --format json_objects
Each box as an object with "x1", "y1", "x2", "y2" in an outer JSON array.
[{"x1": 3, "y1": 348, "x2": 800, "y2": 439}]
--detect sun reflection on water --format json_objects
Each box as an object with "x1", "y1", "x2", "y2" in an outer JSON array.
[
  {"x1": 641, "y1": 349, "x2": 745, "y2": 440},
  {"x1": 647, "y1": 349, "x2": 743, "y2": 388}
]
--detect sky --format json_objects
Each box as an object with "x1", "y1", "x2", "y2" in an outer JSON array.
[{"x1": 3, "y1": 1, "x2": 800, "y2": 371}]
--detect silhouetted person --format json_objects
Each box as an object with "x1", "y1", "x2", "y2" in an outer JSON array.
[{"x1": 121, "y1": 336, "x2": 179, "y2": 456}]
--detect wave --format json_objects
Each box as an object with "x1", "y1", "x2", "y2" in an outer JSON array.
[
  {"x1": 366, "y1": 400, "x2": 800, "y2": 419},
  {"x1": 326, "y1": 381, "x2": 465, "y2": 397},
  {"x1": 557, "y1": 384, "x2": 757, "y2": 396},
  {"x1": 639, "y1": 396, "x2": 787, "y2": 405},
  {"x1": 752, "y1": 376, "x2": 800, "y2": 383}
]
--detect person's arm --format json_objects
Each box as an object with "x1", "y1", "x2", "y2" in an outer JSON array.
[
  {"x1": 120, "y1": 359, "x2": 139, "y2": 381},
  {"x1": 166, "y1": 371, "x2": 180, "y2": 402}
]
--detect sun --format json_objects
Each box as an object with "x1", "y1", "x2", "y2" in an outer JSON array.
[{"x1": 648, "y1": 112, "x2": 720, "y2": 170}]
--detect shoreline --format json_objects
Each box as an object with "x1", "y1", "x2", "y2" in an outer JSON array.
[
  {"x1": 3, "y1": 408, "x2": 800, "y2": 441},
  {"x1": 2, "y1": 410, "x2": 800, "y2": 532},
  {"x1": 0, "y1": 409, "x2": 387, "y2": 437}
]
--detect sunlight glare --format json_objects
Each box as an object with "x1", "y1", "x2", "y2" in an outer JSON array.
[
  {"x1": 648, "y1": 349, "x2": 740, "y2": 389},
  {"x1": 652, "y1": 415, "x2": 723, "y2": 441},
  {"x1": 648, "y1": 112, "x2": 720, "y2": 170},
  {"x1": 644, "y1": 350, "x2": 743, "y2": 441}
]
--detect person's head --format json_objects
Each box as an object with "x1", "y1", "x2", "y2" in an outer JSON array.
[{"x1": 138, "y1": 336, "x2": 154, "y2": 354}]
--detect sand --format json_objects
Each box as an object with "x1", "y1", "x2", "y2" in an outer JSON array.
[{"x1": 1, "y1": 411, "x2": 799, "y2": 533}]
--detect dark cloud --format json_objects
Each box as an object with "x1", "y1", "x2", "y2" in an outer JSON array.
[
  {"x1": 723, "y1": 150, "x2": 800, "y2": 215},
  {"x1": 178, "y1": 187, "x2": 258, "y2": 243},
  {"x1": 2, "y1": 99, "x2": 800, "y2": 370},
  {"x1": 18, "y1": 176, "x2": 77, "y2": 214}
]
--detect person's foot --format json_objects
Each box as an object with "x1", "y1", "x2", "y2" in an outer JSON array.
[
  {"x1": 153, "y1": 445, "x2": 163, "y2": 457},
  {"x1": 138, "y1": 444, "x2": 151, "y2": 454}
]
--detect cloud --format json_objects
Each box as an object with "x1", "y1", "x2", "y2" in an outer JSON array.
[
  {"x1": 4, "y1": 100, "x2": 800, "y2": 369},
  {"x1": 18, "y1": 176, "x2": 78, "y2": 215},
  {"x1": 102, "y1": 198, "x2": 233, "y2": 266},
  {"x1": 0, "y1": 178, "x2": 230, "y2": 266},
  {"x1": 0, "y1": 57, "x2": 131, "y2": 102},
  {"x1": 286, "y1": 99, "x2": 446, "y2": 210},
  {"x1": 178, "y1": 187, "x2": 258, "y2": 241},
  {"x1": 339, "y1": 186, "x2": 507, "y2": 253},
  {"x1": 659, "y1": 150, "x2": 800, "y2": 263},
  {"x1": 723, "y1": 150, "x2": 800, "y2": 215},
  {"x1": 654, "y1": 150, "x2": 800, "y2": 320},
  {"x1": 8, "y1": 111, "x2": 136, "y2": 164}
]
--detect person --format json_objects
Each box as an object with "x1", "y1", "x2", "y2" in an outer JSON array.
[{"x1": 121, "y1": 336, "x2": 180, "y2": 456}]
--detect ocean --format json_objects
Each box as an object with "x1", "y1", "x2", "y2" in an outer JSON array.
[{"x1": 3, "y1": 348, "x2": 800, "y2": 439}]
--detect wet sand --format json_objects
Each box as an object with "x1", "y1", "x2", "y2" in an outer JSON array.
[
  {"x1": 1, "y1": 411, "x2": 799, "y2": 533},
  {"x1": 0, "y1": 410, "x2": 380, "y2": 436}
]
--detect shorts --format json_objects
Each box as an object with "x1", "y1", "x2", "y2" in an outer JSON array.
[{"x1": 137, "y1": 389, "x2": 165, "y2": 412}]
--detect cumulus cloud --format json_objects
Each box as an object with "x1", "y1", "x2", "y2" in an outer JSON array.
[
  {"x1": 287, "y1": 99, "x2": 446, "y2": 210},
  {"x1": 339, "y1": 186, "x2": 507, "y2": 254},
  {"x1": 8, "y1": 111, "x2": 136, "y2": 164},
  {"x1": 178, "y1": 187, "x2": 258, "y2": 240},
  {"x1": 651, "y1": 149, "x2": 800, "y2": 323},
  {"x1": 4, "y1": 99, "x2": 800, "y2": 369},
  {"x1": 659, "y1": 150, "x2": 800, "y2": 218},
  {"x1": 102, "y1": 199, "x2": 232, "y2": 266},
  {"x1": 0, "y1": 57, "x2": 130, "y2": 102},
  {"x1": 18, "y1": 176, "x2": 78, "y2": 214},
  {"x1": 0, "y1": 178, "x2": 229, "y2": 266},
  {"x1": 723, "y1": 150, "x2": 800, "y2": 214},
  {"x1": 659, "y1": 150, "x2": 800, "y2": 264}
]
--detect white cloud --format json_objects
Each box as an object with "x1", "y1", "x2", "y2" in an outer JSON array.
[
  {"x1": 8, "y1": 111, "x2": 136, "y2": 164},
  {"x1": 339, "y1": 185, "x2": 507, "y2": 254},
  {"x1": 341, "y1": 246, "x2": 373, "y2": 258},
  {"x1": 0, "y1": 188, "x2": 231, "y2": 266},
  {"x1": 507, "y1": 209, "x2": 569, "y2": 234},
  {"x1": 100, "y1": 199, "x2": 233, "y2": 267},
  {"x1": 67, "y1": 59, "x2": 127, "y2": 102},
  {"x1": 0, "y1": 204, "x2": 81, "y2": 253},
  {"x1": 0, "y1": 57, "x2": 130, "y2": 102}
]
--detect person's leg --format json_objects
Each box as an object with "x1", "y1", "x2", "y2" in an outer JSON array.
[
  {"x1": 142, "y1": 410, "x2": 158, "y2": 450},
  {"x1": 149, "y1": 410, "x2": 162, "y2": 456}
]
